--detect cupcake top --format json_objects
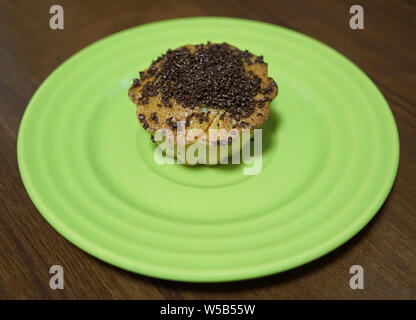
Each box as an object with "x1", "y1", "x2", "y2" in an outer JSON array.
[{"x1": 128, "y1": 42, "x2": 278, "y2": 144}]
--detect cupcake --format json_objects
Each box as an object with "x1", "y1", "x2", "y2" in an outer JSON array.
[{"x1": 128, "y1": 42, "x2": 278, "y2": 164}]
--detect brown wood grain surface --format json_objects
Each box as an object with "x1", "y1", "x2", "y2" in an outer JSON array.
[{"x1": 0, "y1": 0, "x2": 415, "y2": 299}]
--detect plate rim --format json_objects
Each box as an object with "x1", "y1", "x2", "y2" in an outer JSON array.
[{"x1": 17, "y1": 16, "x2": 400, "y2": 282}]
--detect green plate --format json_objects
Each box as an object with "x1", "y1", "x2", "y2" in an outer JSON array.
[{"x1": 18, "y1": 17, "x2": 399, "y2": 282}]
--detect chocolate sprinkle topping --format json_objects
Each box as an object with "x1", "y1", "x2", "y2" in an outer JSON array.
[{"x1": 134, "y1": 43, "x2": 267, "y2": 120}]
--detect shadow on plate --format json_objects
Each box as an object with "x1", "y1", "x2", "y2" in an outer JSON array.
[{"x1": 170, "y1": 108, "x2": 281, "y2": 173}]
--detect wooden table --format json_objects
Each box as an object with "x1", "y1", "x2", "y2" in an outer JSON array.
[{"x1": 1, "y1": 0, "x2": 415, "y2": 299}]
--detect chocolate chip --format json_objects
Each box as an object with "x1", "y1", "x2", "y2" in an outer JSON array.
[
  {"x1": 255, "y1": 56, "x2": 264, "y2": 64},
  {"x1": 166, "y1": 117, "x2": 177, "y2": 129},
  {"x1": 132, "y1": 78, "x2": 140, "y2": 88},
  {"x1": 150, "y1": 112, "x2": 158, "y2": 123}
]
